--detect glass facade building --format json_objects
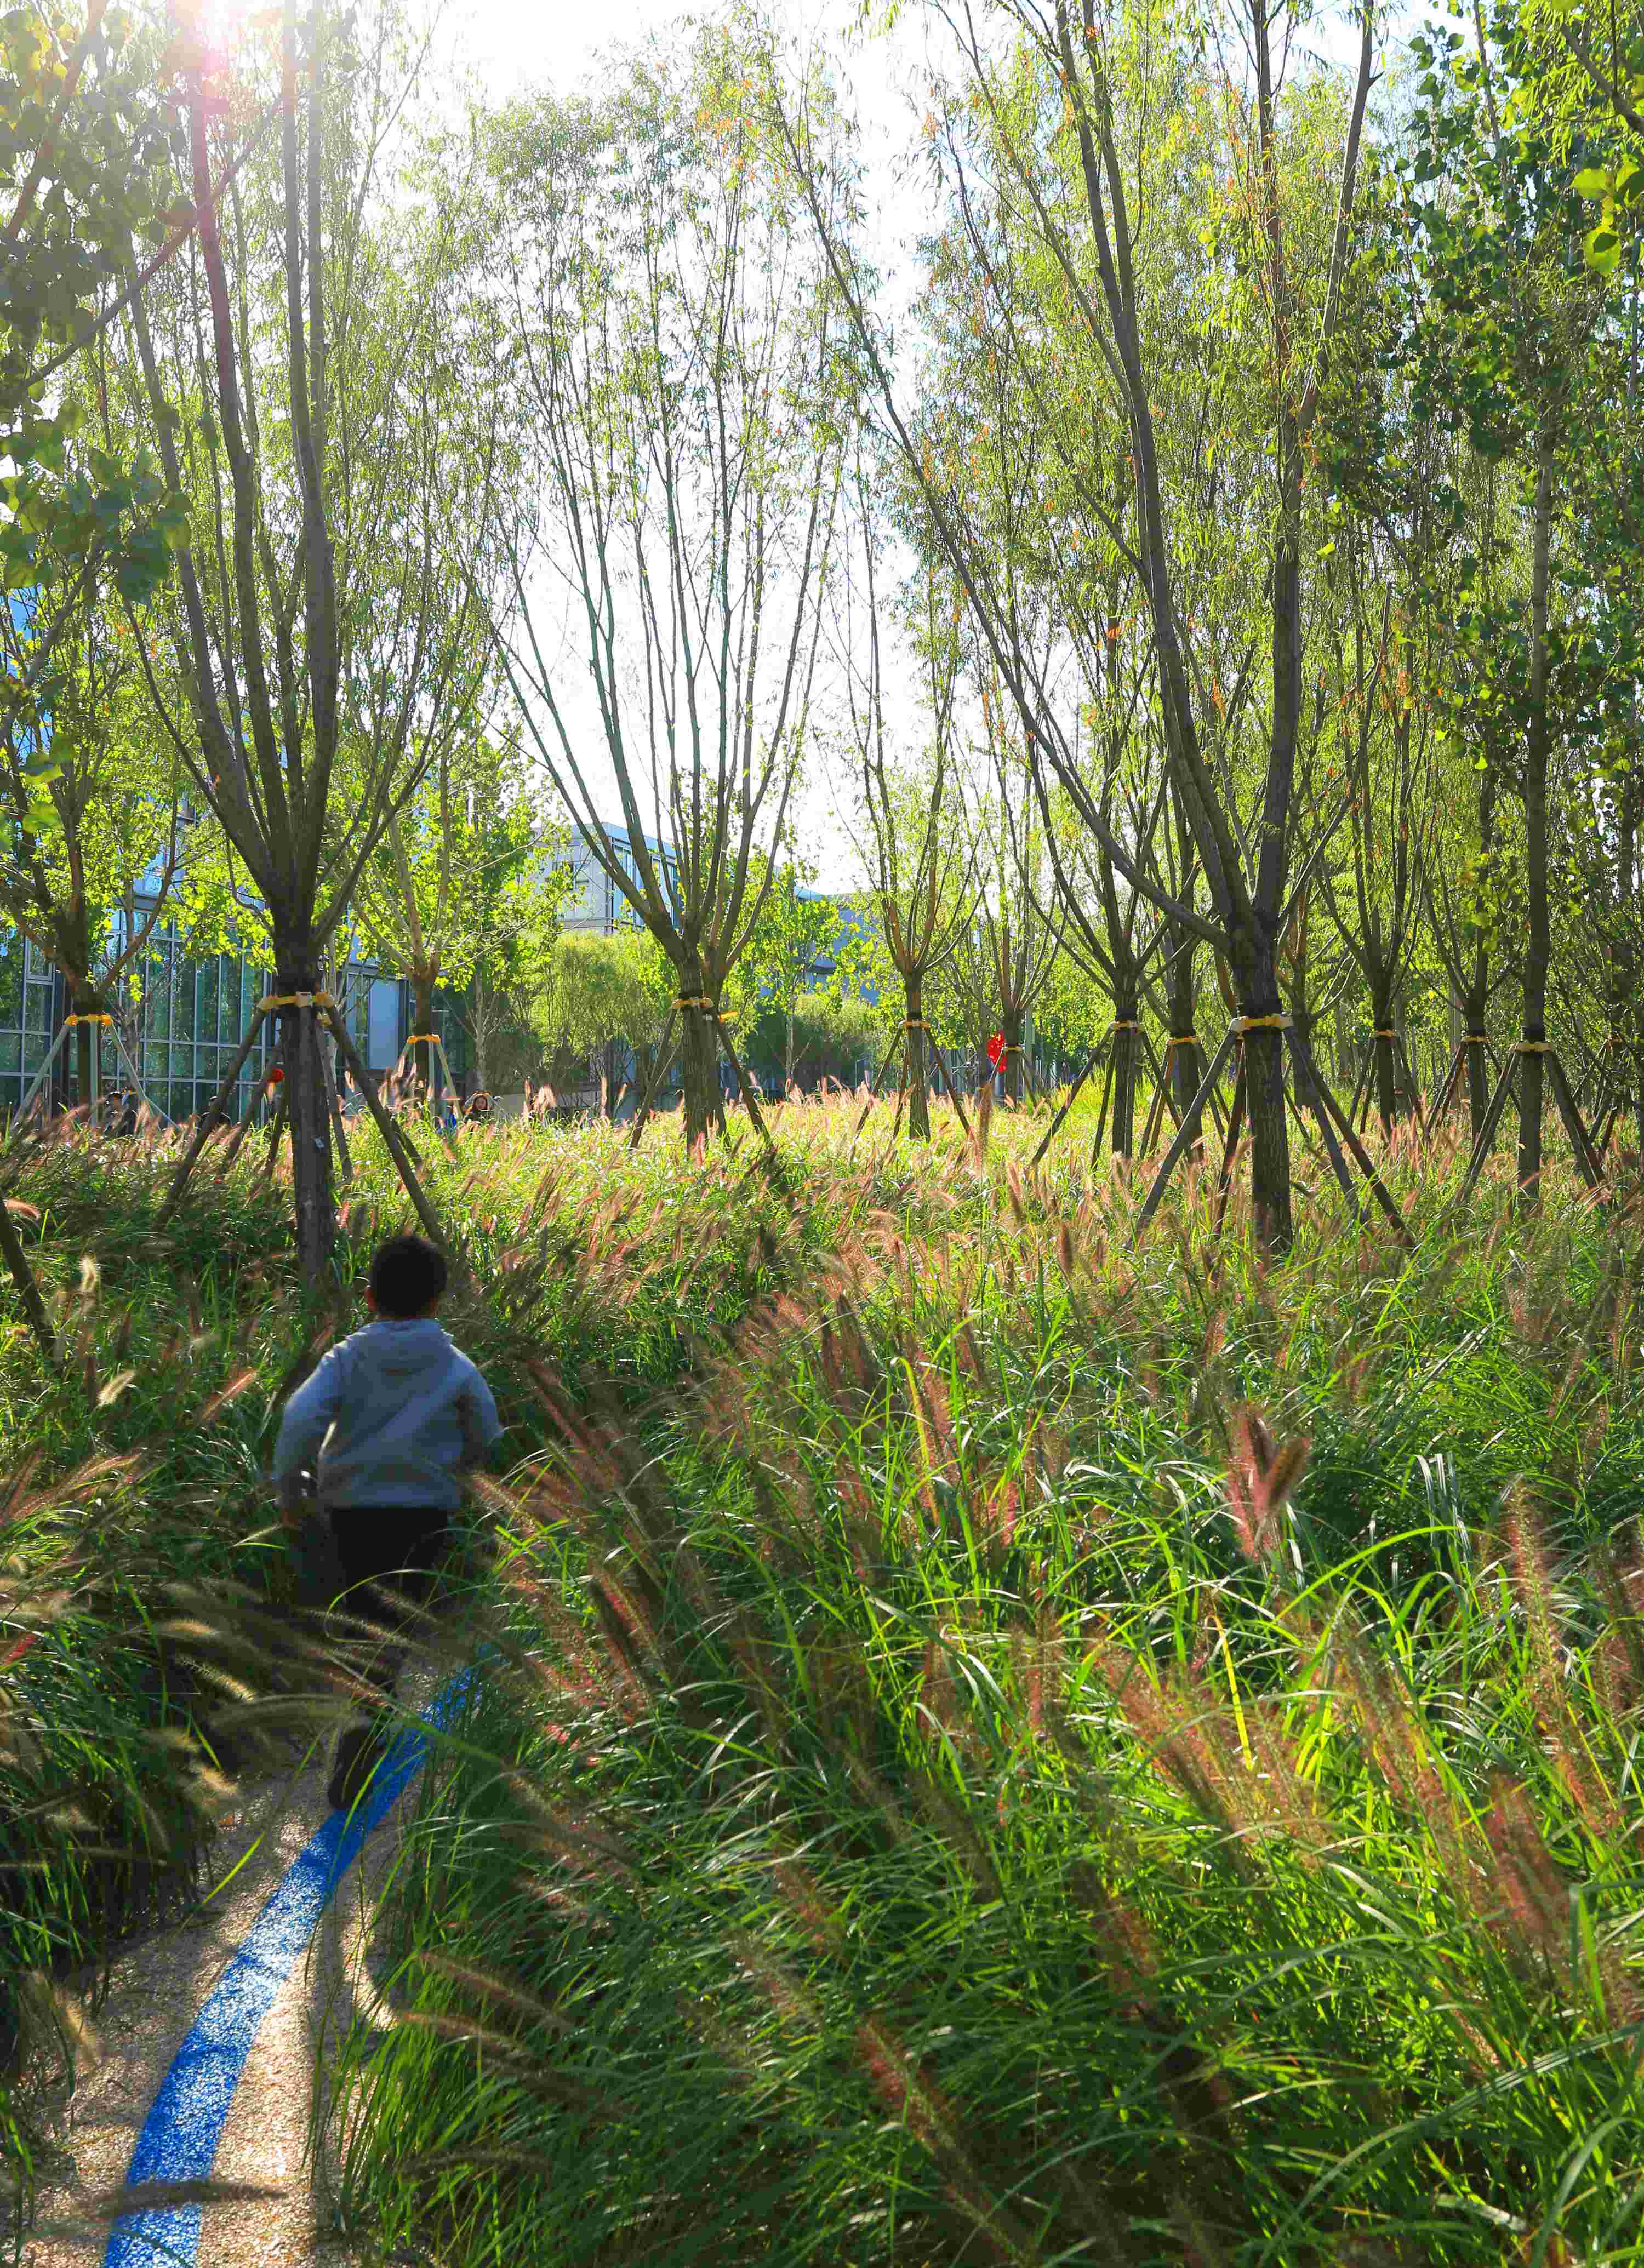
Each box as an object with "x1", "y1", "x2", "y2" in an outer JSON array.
[
  {"x1": 562, "y1": 824, "x2": 680, "y2": 936},
  {"x1": 0, "y1": 914, "x2": 470, "y2": 1122}
]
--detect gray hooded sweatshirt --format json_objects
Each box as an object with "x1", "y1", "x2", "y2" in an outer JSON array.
[{"x1": 272, "y1": 1318, "x2": 502, "y2": 1512}]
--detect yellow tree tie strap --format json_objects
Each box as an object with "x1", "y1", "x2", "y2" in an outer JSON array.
[
  {"x1": 903, "y1": 1018, "x2": 926, "y2": 1030},
  {"x1": 258, "y1": 991, "x2": 335, "y2": 1012},
  {"x1": 64, "y1": 1013, "x2": 112, "y2": 1027},
  {"x1": 677, "y1": 995, "x2": 716, "y2": 1012},
  {"x1": 1164, "y1": 1033, "x2": 1198, "y2": 1052},
  {"x1": 407, "y1": 1032, "x2": 441, "y2": 1044},
  {"x1": 1464, "y1": 1033, "x2": 1488, "y2": 1045},
  {"x1": 1110, "y1": 1020, "x2": 1139, "y2": 1033},
  {"x1": 1372, "y1": 1028, "x2": 1397, "y2": 1039},
  {"x1": 1513, "y1": 1040, "x2": 1553, "y2": 1054},
  {"x1": 1235, "y1": 1014, "x2": 1292, "y2": 1033}
]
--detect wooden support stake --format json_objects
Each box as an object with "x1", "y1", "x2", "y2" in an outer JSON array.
[
  {"x1": 1139, "y1": 1044, "x2": 1166, "y2": 1156},
  {"x1": 853, "y1": 1032, "x2": 904, "y2": 1139},
  {"x1": 322, "y1": 1030, "x2": 352, "y2": 1181},
  {"x1": 715, "y1": 1015, "x2": 779, "y2": 1163},
  {"x1": 1029, "y1": 1050, "x2": 1099, "y2": 1174},
  {"x1": 627, "y1": 1010, "x2": 680, "y2": 1153},
  {"x1": 1139, "y1": 1070, "x2": 1168, "y2": 1161},
  {"x1": 1291, "y1": 1027, "x2": 1411, "y2": 1243},
  {"x1": 1431, "y1": 1044, "x2": 1465, "y2": 1123},
  {"x1": 108, "y1": 1020, "x2": 168, "y2": 1127},
  {"x1": 157, "y1": 1010, "x2": 269, "y2": 1227},
  {"x1": 1291, "y1": 1033, "x2": 1363, "y2": 1221},
  {"x1": 925, "y1": 1035, "x2": 973, "y2": 1140},
  {"x1": 0, "y1": 1187, "x2": 56, "y2": 1365},
  {"x1": 324, "y1": 1005, "x2": 453, "y2": 1259},
  {"x1": 1459, "y1": 1058, "x2": 1517, "y2": 1203},
  {"x1": 215, "y1": 1070, "x2": 276, "y2": 1176},
  {"x1": 16, "y1": 1019, "x2": 71, "y2": 1124},
  {"x1": 1211, "y1": 1052, "x2": 1248, "y2": 1239},
  {"x1": 889, "y1": 1052, "x2": 910, "y2": 1145},
  {"x1": 1395, "y1": 1035, "x2": 1428, "y2": 1136},
  {"x1": 1545, "y1": 1048, "x2": 1604, "y2": 1191},
  {"x1": 1089, "y1": 1041, "x2": 1117, "y2": 1169},
  {"x1": 1132, "y1": 1026, "x2": 1238, "y2": 1246},
  {"x1": 1342, "y1": 1052, "x2": 1369, "y2": 1143},
  {"x1": 255, "y1": 1092, "x2": 288, "y2": 1191}
]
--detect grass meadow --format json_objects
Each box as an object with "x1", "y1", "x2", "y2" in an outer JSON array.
[{"x1": 3, "y1": 1092, "x2": 1644, "y2": 2264}]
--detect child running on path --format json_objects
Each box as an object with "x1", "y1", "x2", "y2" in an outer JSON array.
[{"x1": 272, "y1": 1233, "x2": 503, "y2": 1812}]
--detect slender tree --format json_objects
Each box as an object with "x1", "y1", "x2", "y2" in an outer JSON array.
[
  {"x1": 479, "y1": 34, "x2": 848, "y2": 1148},
  {"x1": 0, "y1": 594, "x2": 184, "y2": 1107},
  {"x1": 1405, "y1": 6, "x2": 1616, "y2": 1206},
  {"x1": 117, "y1": 0, "x2": 495, "y2": 1273},
  {"x1": 774, "y1": 0, "x2": 1376, "y2": 1249},
  {"x1": 835, "y1": 513, "x2": 975, "y2": 1142}
]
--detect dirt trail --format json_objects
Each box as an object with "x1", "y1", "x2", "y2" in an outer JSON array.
[{"x1": 20, "y1": 1659, "x2": 449, "y2": 2268}]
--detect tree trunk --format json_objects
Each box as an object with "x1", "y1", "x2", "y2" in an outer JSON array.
[
  {"x1": 677, "y1": 962, "x2": 722, "y2": 1150},
  {"x1": 53, "y1": 899, "x2": 101, "y2": 1118},
  {"x1": 1232, "y1": 928, "x2": 1293, "y2": 1251},
  {"x1": 1517, "y1": 429, "x2": 1555, "y2": 1214},
  {"x1": 1168, "y1": 954, "x2": 1200, "y2": 1137},
  {"x1": 1110, "y1": 1002, "x2": 1138, "y2": 1158},
  {"x1": 1455, "y1": 763, "x2": 1495, "y2": 1144},
  {"x1": 274, "y1": 942, "x2": 335, "y2": 1285},
  {"x1": 1002, "y1": 1006, "x2": 1023, "y2": 1105},
  {"x1": 906, "y1": 977, "x2": 929, "y2": 1141},
  {"x1": 412, "y1": 967, "x2": 437, "y2": 1100},
  {"x1": 1611, "y1": 768, "x2": 1640, "y2": 1156},
  {"x1": 1461, "y1": 987, "x2": 1489, "y2": 1141},
  {"x1": 1371, "y1": 989, "x2": 1397, "y2": 1138}
]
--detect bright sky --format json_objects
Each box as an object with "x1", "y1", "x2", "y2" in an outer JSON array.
[
  {"x1": 435, "y1": 0, "x2": 941, "y2": 892},
  {"x1": 436, "y1": 0, "x2": 1415, "y2": 894}
]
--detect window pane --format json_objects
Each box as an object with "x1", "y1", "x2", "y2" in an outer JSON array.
[
  {"x1": 147, "y1": 957, "x2": 170, "y2": 1041},
  {"x1": 0, "y1": 940, "x2": 21, "y2": 1030},
  {"x1": 216, "y1": 958, "x2": 236, "y2": 1041}
]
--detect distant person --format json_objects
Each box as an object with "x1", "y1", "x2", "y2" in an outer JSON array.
[{"x1": 272, "y1": 1233, "x2": 503, "y2": 1814}]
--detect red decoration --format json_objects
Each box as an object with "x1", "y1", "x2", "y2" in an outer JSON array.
[{"x1": 986, "y1": 1033, "x2": 1006, "y2": 1073}]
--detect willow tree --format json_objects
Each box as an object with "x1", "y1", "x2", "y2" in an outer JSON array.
[
  {"x1": 1315, "y1": 560, "x2": 1438, "y2": 1138},
  {"x1": 836, "y1": 502, "x2": 975, "y2": 1143},
  {"x1": 777, "y1": 0, "x2": 1375, "y2": 1250},
  {"x1": 1403, "y1": 13, "x2": 1616, "y2": 1207},
  {"x1": 118, "y1": 0, "x2": 494, "y2": 1273},
  {"x1": 351, "y1": 733, "x2": 559, "y2": 1097},
  {"x1": 958, "y1": 667, "x2": 1069, "y2": 1108},
  {"x1": 481, "y1": 33, "x2": 848, "y2": 1148},
  {"x1": 0, "y1": 582, "x2": 183, "y2": 1108}
]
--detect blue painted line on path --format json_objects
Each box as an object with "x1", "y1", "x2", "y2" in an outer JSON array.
[{"x1": 103, "y1": 1663, "x2": 484, "y2": 2268}]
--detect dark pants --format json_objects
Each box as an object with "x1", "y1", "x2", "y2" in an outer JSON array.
[{"x1": 327, "y1": 1503, "x2": 452, "y2": 1698}]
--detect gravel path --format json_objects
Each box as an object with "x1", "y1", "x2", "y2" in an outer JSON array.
[{"x1": 20, "y1": 1659, "x2": 449, "y2": 2268}]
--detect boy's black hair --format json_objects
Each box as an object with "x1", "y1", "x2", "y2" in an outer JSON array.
[{"x1": 369, "y1": 1233, "x2": 448, "y2": 1318}]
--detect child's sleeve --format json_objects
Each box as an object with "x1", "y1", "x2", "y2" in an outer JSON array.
[
  {"x1": 271, "y1": 1346, "x2": 346, "y2": 1510},
  {"x1": 457, "y1": 1363, "x2": 504, "y2": 1473}
]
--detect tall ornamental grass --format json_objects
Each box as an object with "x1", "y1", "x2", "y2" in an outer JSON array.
[{"x1": 307, "y1": 1100, "x2": 1644, "y2": 2266}]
